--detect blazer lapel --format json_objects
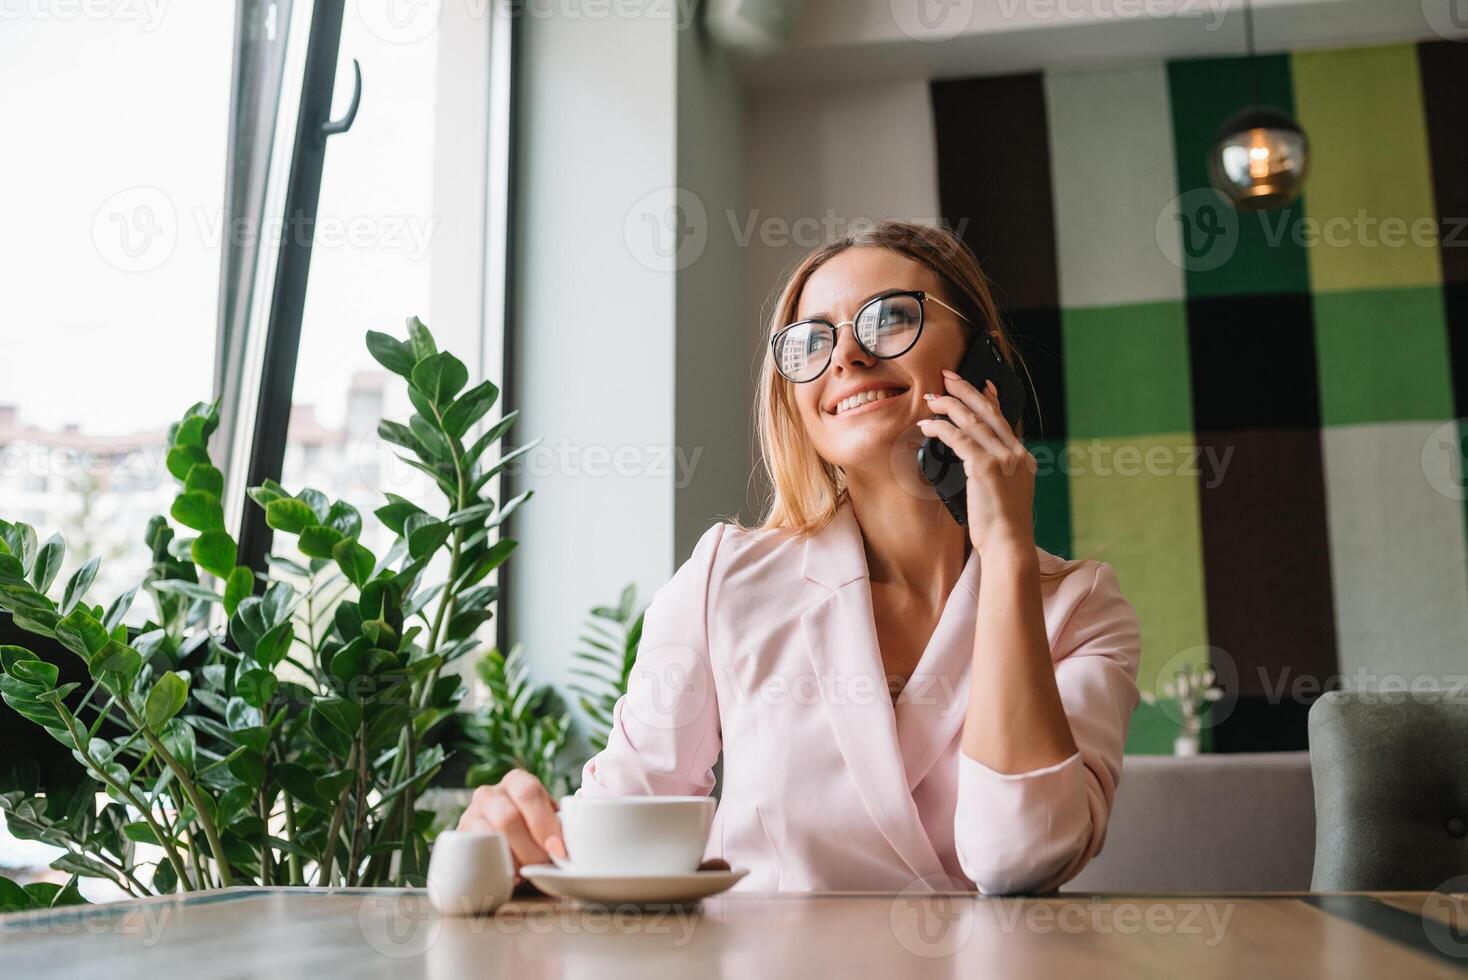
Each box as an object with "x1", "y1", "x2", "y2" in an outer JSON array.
[
  {"x1": 799, "y1": 503, "x2": 947, "y2": 883},
  {"x1": 894, "y1": 549, "x2": 979, "y2": 792}
]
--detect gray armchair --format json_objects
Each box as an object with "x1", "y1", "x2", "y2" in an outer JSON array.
[{"x1": 1309, "y1": 689, "x2": 1468, "y2": 891}]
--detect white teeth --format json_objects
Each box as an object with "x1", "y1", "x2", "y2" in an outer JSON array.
[{"x1": 835, "y1": 388, "x2": 901, "y2": 415}]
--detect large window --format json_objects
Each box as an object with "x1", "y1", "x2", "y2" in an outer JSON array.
[{"x1": 0, "y1": 5, "x2": 235, "y2": 610}]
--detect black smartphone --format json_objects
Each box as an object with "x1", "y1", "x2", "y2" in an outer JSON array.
[{"x1": 916, "y1": 333, "x2": 1027, "y2": 526}]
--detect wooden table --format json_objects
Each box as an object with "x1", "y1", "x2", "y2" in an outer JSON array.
[{"x1": 2, "y1": 888, "x2": 1465, "y2": 978}]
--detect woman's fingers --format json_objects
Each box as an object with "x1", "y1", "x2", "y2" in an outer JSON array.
[
  {"x1": 940, "y1": 370, "x2": 1023, "y2": 450},
  {"x1": 923, "y1": 394, "x2": 1010, "y2": 461},
  {"x1": 468, "y1": 783, "x2": 551, "y2": 868},
  {"x1": 502, "y1": 769, "x2": 566, "y2": 860}
]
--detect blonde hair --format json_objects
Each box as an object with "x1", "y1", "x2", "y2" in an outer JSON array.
[{"x1": 745, "y1": 219, "x2": 1088, "y2": 580}]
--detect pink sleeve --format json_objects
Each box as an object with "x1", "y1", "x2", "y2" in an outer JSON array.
[
  {"x1": 953, "y1": 560, "x2": 1142, "y2": 894},
  {"x1": 577, "y1": 523, "x2": 725, "y2": 798}
]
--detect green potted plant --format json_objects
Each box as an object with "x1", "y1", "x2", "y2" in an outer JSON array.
[{"x1": 0, "y1": 318, "x2": 533, "y2": 907}]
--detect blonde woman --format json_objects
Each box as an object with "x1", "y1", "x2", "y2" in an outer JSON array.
[{"x1": 459, "y1": 220, "x2": 1141, "y2": 894}]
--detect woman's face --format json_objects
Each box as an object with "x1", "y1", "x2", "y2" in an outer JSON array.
[{"x1": 788, "y1": 246, "x2": 969, "y2": 481}]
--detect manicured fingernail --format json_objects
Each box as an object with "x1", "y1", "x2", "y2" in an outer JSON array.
[
  {"x1": 923, "y1": 392, "x2": 935, "y2": 400},
  {"x1": 942, "y1": 369, "x2": 958, "y2": 378},
  {"x1": 546, "y1": 835, "x2": 567, "y2": 859},
  {"x1": 916, "y1": 418, "x2": 932, "y2": 427}
]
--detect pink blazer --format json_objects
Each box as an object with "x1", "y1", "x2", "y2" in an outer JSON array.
[{"x1": 577, "y1": 501, "x2": 1142, "y2": 894}]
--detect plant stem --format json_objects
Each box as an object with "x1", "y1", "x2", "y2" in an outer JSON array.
[
  {"x1": 345, "y1": 728, "x2": 369, "y2": 886},
  {"x1": 282, "y1": 791, "x2": 304, "y2": 886},
  {"x1": 55, "y1": 702, "x2": 195, "y2": 892},
  {"x1": 120, "y1": 701, "x2": 234, "y2": 888},
  {"x1": 317, "y1": 741, "x2": 357, "y2": 886}
]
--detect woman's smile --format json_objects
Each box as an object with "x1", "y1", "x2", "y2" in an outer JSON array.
[{"x1": 825, "y1": 383, "x2": 911, "y2": 418}]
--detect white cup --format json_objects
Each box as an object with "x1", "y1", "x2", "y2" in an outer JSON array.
[
  {"x1": 557, "y1": 795, "x2": 716, "y2": 875},
  {"x1": 426, "y1": 830, "x2": 515, "y2": 916}
]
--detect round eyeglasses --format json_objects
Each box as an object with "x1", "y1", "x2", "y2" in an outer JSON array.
[{"x1": 770, "y1": 290, "x2": 969, "y2": 384}]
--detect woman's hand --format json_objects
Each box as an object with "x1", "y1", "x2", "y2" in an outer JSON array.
[
  {"x1": 917, "y1": 369, "x2": 1037, "y2": 556},
  {"x1": 456, "y1": 768, "x2": 568, "y2": 872}
]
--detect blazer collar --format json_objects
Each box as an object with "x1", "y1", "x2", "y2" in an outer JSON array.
[{"x1": 798, "y1": 499, "x2": 981, "y2": 885}]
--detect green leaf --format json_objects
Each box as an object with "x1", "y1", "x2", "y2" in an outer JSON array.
[
  {"x1": 443, "y1": 380, "x2": 500, "y2": 438},
  {"x1": 184, "y1": 463, "x2": 225, "y2": 497},
  {"x1": 191, "y1": 529, "x2": 237, "y2": 579},
  {"x1": 331, "y1": 539, "x2": 375, "y2": 589},
  {"x1": 324, "y1": 501, "x2": 362, "y2": 540},
  {"x1": 236, "y1": 668, "x2": 278, "y2": 708},
  {"x1": 223, "y1": 566, "x2": 254, "y2": 616},
  {"x1": 298, "y1": 489, "x2": 331, "y2": 523},
  {"x1": 406, "y1": 315, "x2": 437, "y2": 363},
  {"x1": 316, "y1": 698, "x2": 362, "y2": 736},
  {"x1": 246, "y1": 479, "x2": 289, "y2": 508},
  {"x1": 173, "y1": 414, "x2": 209, "y2": 448},
  {"x1": 31, "y1": 534, "x2": 64, "y2": 594},
  {"x1": 410, "y1": 351, "x2": 469, "y2": 406},
  {"x1": 0, "y1": 875, "x2": 34, "y2": 913},
  {"x1": 463, "y1": 410, "x2": 519, "y2": 470},
  {"x1": 123, "y1": 821, "x2": 160, "y2": 844},
  {"x1": 89, "y1": 639, "x2": 142, "y2": 684},
  {"x1": 171, "y1": 491, "x2": 224, "y2": 532},
  {"x1": 54, "y1": 608, "x2": 108, "y2": 660},
  {"x1": 265, "y1": 498, "x2": 317, "y2": 534},
  {"x1": 144, "y1": 671, "x2": 188, "y2": 730},
  {"x1": 102, "y1": 586, "x2": 138, "y2": 632},
  {"x1": 252, "y1": 621, "x2": 294, "y2": 669},
  {"x1": 165, "y1": 445, "x2": 209, "y2": 482},
  {"x1": 275, "y1": 763, "x2": 324, "y2": 807},
  {"x1": 227, "y1": 749, "x2": 265, "y2": 789},
  {"x1": 150, "y1": 579, "x2": 221, "y2": 604},
  {"x1": 406, "y1": 516, "x2": 450, "y2": 560},
  {"x1": 367, "y1": 330, "x2": 417, "y2": 377},
  {"x1": 298, "y1": 525, "x2": 345, "y2": 559},
  {"x1": 0, "y1": 645, "x2": 39, "y2": 674},
  {"x1": 153, "y1": 857, "x2": 178, "y2": 895},
  {"x1": 161, "y1": 717, "x2": 196, "y2": 773},
  {"x1": 458, "y1": 539, "x2": 517, "y2": 588},
  {"x1": 447, "y1": 501, "x2": 498, "y2": 527},
  {"x1": 315, "y1": 769, "x2": 354, "y2": 801},
  {"x1": 59, "y1": 558, "x2": 100, "y2": 615},
  {"x1": 374, "y1": 496, "x2": 425, "y2": 535},
  {"x1": 9, "y1": 658, "x2": 58, "y2": 689}
]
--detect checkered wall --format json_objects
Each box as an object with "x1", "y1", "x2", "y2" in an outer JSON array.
[{"x1": 931, "y1": 41, "x2": 1468, "y2": 753}]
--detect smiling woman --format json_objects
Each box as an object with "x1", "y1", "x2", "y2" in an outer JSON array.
[{"x1": 459, "y1": 220, "x2": 1141, "y2": 896}]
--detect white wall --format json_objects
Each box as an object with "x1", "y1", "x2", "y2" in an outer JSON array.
[{"x1": 508, "y1": 10, "x2": 679, "y2": 687}]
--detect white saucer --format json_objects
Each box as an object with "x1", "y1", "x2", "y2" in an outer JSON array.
[{"x1": 520, "y1": 865, "x2": 748, "y2": 906}]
